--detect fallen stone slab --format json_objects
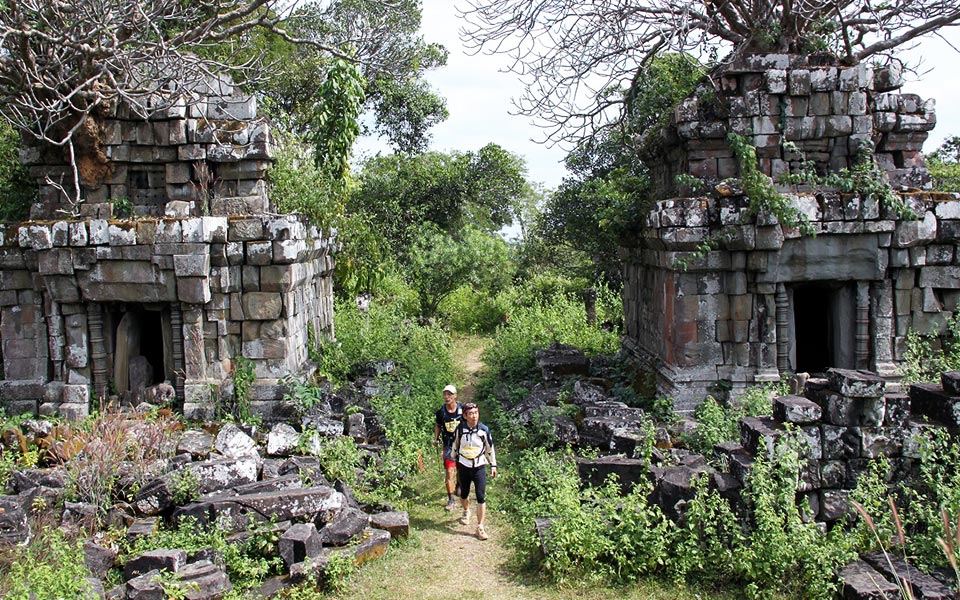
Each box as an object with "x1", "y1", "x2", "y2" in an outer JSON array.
[
  {"x1": 773, "y1": 394, "x2": 822, "y2": 424},
  {"x1": 828, "y1": 369, "x2": 885, "y2": 398},
  {"x1": 739, "y1": 416, "x2": 785, "y2": 460},
  {"x1": 278, "y1": 456, "x2": 330, "y2": 487},
  {"x1": 346, "y1": 527, "x2": 392, "y2": 566},
  {"x1": 176, "y1": 560, "x2": 233, "y2": 600},
  {"x1": 125, "y1": 569, "x2": 165, "y2": 600},
  {"x1": 84, "y1": 540, "x2": 118, "y2": 579},
  {"x1": 910, "y1": 383, "x2": 960, "y2": 428},
  {"x1": 173, "y1": 486, "x2": 345, "y2": 532},
  {"x1": 266, "y1": 423, "x2": 299, "y2": 457},
  {"x1": 319, "y1": 506, "x2": 370, "y2": 546},
  {"x1": 124, "y1": 548, "x2": 188, "y2": 581},
  {"x1": 134, "y1": 456, "x2": 259, "y2": 515},
  {"x1": 536, "y1": 344, "x2": 590, "y2": 380},
  {"x1": 575, "y1": 455, "x2": 647, "y2": 492},
  {"x1": 941, "y1": 371, "x2": 960, "y2": 396},
  {"x1": 177, "y1": 430, "x2": 214, "y2": 459},
  {"x1": 862, "y1": 552, "x2": 954, "y2": 600},
  {"x1": 126, "y1": 518, "x2": 159, "y2": 545},
  {"x1": 369, "y1": 511, "x2": 409, "y2": 539},
  {"x1": 0, "y1": 495, "x2": 30, "y2": 545},
  {"x1": 649, "y1": 463, "x2": 714, "y2": 521},
  {"x1": 214, "y1": 424, "x2": 260, "y2": 460},
  {"x1": 9, "y1": 467, "x2": 67, "y2": 493},
  {"x1": 837, "y1": 560, "x2": 899, "y2": 599}
]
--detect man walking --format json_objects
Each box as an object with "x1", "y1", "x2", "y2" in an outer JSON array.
[
  {"x1": 453, "y1": 402, "x2": 498, "y2": 540},
  {"x1": 433, "y1": 384, "x2": 462, "y2": 510}
]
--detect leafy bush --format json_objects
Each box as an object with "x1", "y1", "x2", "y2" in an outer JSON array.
[
  {"x1": 686, "y1": 384, "x2": 781, "y2": 456},
  {"x1": 313, "y1": 297, "x2": 454, "y2": 494},
  {"x1": 899, "y1": 313, "x2": 960, "y2": 384},
  {"x1": 304, "y1": 434, "x2": 362, "y2": 484},
  {"x1": 437, "y1": 284, "x2": 509, "y2": 333},
  {"x1": 481, "y1": 289, "x2": 621, "y2": 383},
  {"x1": 0, "y1": 527, "x2": 95, "y2": 599},
  {"x1": 0, "y1": 122, "x2": 35, "y2": 222},
  {"x1": 127, "y1": 517, "x2": 282, "y2": 591}
]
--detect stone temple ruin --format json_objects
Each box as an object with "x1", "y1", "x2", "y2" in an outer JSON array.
[
  {"x1": 622, "y1": 53, "x2": 960, "y2": 412},
  {"x1": 0, "y1": 80, "x2": 335, "y2": 420}
]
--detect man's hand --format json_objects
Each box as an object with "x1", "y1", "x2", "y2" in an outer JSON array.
[
  {"x1": 433, "y1": 438, "x2": 441, "y2": 448},
  {"x1": 491, "y1": 466, "x2": 498, "y2": 478}
]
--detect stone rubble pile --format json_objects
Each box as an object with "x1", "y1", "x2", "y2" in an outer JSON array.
[
  {"x1": 501, "y1": 350, "x2": 959, "y2": 598},
  {"x1": 0, "y1": 406, "x2": 407, "y2": 598}
]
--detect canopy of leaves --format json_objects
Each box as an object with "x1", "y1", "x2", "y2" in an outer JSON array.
[
  {"x1": 348, "y1": 143, "x2": 527, "y2": 254},
  {"x1": 928, "y1": 134, "x2": 960, "y2": 192},
  {"x1": 258, "y1": 0, "x2": 449, "y2": 154},
  {"x1": 524, "y1": 54, "x2": 703, "y2": 285},
  {"x1": 459, "y1": 0, "x2": 960, "y2": 147},
  {"x1": 0, "y1": 122, "x2": 34, "y2": 221},
  {"x1": 405, "y1": 224, "x2": 514, "y2": 318}
]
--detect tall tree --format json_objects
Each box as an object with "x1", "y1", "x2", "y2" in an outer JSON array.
[
  {"x1": 348, "y1": 143, "x2": 527, "y2": 254},
  {"x1": 459, "y1": 0, "x2": 960, "y2": 147}
]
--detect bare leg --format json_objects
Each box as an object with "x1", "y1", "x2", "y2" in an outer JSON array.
[
  {"x1": 476, "y1": 502, "x2": 486, "y2": 526},
  {"x1": 445, "y1": 466, "x2": 457, "y2": 494}
]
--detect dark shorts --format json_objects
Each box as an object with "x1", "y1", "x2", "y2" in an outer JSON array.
[{"x1": 457, "y1": 464, "x2": 487, "y2": 504}]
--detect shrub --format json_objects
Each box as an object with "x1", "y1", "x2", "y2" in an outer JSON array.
[
  {"x1": 127, "y1": 517, "x2": 282, "y2": 591},
  {"x1": 312, "y1": 297, "x2": 454, "y2": 496},
  {"x1": 437, "y1": 284, "x2": 509, "y2": 333},
  {"x1": 899, "y1": 313, "x2": 960, "y2": 384},
  {"x1": 481, "y1": 289, "x2": 621, "y2": 383},
  {"x1": 0, "y1": 527, "x2": 95, "y2": 599},
  {"x1": 685, "y1": 384, "x2": 781, "y2": 456},
  {"x1": 0, "y1": 122, "x2": 35, "y2": 222}
]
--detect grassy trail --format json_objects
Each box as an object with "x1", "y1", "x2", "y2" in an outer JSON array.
[{"x1": 331, "y1": 335, "x2": 702, "y2": 600}]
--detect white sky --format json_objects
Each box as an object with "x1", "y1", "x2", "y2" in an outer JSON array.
[{"x1": 354, "y1": 2, "x2": 960, "y2": 191}]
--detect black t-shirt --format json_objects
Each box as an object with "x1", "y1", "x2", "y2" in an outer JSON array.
[{"x1": 435, "y1": 402, "x2": 462, "y2": 448}]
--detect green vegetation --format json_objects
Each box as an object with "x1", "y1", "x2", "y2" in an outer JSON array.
[
  {"x1": 0, "y1": 527, "x2": 96, "y2": 599},
  {"x1": 685, "y1": 384, "x2": 784, "y2": 455},
  {"x1": 0, "y1": 122, "x2": 34, "y2": 222},
  {"x1": 899, "y1": 313, "x2": 960, "y2": 384},
  {"x1": 126, "y1": 517, "x2": 283, "y2": 594}
]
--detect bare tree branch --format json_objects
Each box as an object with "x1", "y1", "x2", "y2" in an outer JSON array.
[{"x1": 458, "y1": 0, "x2": 960, "y2": 148}]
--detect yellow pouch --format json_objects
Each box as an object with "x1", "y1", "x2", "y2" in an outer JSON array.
[{"x1": 460, "y1": 444, "x2": 482, "y2": 460}]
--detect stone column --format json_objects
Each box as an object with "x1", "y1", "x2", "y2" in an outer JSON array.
[
  {"x1": 870, "y1": 280, "x2": 898, "y2": 378},
  {"x1": 87, "y1": 304, "x2": 109, "y2": 402},
  {"x1": 170, "y1": 305, "x2": 184, "y2": 401},
  {"x1": 855, "y1": 282, "x2": 870, "y2": 370},
  {"x1": 775, "y1": 283, "x2": 790, "y2": 373}
]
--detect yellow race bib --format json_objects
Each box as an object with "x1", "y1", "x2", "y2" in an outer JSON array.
[{"x1": 460, "y1": 444, "x2": 483, "y2": 460}]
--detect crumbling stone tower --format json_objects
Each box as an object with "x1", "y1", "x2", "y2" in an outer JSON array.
[
  {"x1": 0, "y1": 79, "x2": 335, "y2": 420},
  {"x1": 621, "y1": 53, "x2": 960, "y2": 413}
]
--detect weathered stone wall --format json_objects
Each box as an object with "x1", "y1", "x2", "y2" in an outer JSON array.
[
  {"x1": 624, "y1": 52, "x2": 958, "y2": 412},
  {"x1": 20, "y1": 76, "x2": 271, "y2": 219},
  {"x1": 641, "y1": 54, "x2": 934, "y2": 198},
  {"x1": 0, "y1": 214, "x2": 335, "y2": 420},
  {"x1": 622, "y1": 190, "x2": 960, "y2": 412}
]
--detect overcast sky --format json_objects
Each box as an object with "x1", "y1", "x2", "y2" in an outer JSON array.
[{"x1": 355, "y1": 2, "x2": 960, "y2": 191}]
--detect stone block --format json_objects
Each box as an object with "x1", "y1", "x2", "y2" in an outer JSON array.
[
  {"x1": 173, "y1": 253, "x2": 210, "y2": 277},
  {"x1": 919, "y1": 266, "x2": 960, "y2": 288},
  {"x1": 943, "y1": 371, "x2": 960, "y2": 395},
  {"x1": 370, "y1": 511, "x2": 409, "y2": 539},
  {"x1": 318, "y1": 506, "x2": 370, "y2": 546},
  {"x1": 910, "y1": 383, "x2": 960, "y2": 428},
  {"x1": 174, "y1": 486, "x2": 345, "y2": 532},
  {"x1": 174, "y1": 560, "x2": 232, "y2": 599},
  {"x1": 124, "y1": 548, "x2": 187, "y2": 581},
  {"x1": 280, "y1": 523, "x2": 323, "y2": 567},
  {"x1": 861, "y1": 428, "x2": 902, "y2": 459},
  {"x1": 773, "y1": 394, "x2": 822, "y2": 424},
  {"x1": 863, "y1": 552, "x2": 954, "y2": 600},
  {"x1": 648, "y1": 463, "x2": 714, "y2": 521},
  {"x1": 820, "y1": 425, "x2": 861, "y2": 460},
  {"x1": 176, "y1": 277, "x2": 212, "y2": 305},
  {"x1": 827, "y1": 368, "x2": 885, "y2": 398},
  {"x1": 575, "y1": 455, "x2": 648, "y2": 492},
  {"x1": 819, "y1": 488, "x2": 851, "y2": 521},
  {"x1": 739, "y1": 416, "x2": 783, "y2": 460},
  {"x1": 240, "y1": 291, "x2": 283, "y2": 320}
]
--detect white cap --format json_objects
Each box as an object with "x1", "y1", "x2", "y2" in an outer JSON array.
[{"x1": 443, "y1": 384, "x2": 457, "y2": 395}]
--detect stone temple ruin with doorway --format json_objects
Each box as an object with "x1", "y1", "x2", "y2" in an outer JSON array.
[
  {"x1": 0, "y1": 80, "x2": 335, "y2": 420},
  {"x1": 621, "y1": 53, "x2": 960, "y2": 413}
]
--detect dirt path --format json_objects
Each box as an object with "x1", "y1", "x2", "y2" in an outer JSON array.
[{"x1": 332, "y1": 336, "x2": 538, "y2": 600}]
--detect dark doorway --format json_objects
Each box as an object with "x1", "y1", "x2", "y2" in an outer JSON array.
[
  {"x1": 113, "y1": 308, "x2": 167, "y2": 396},
  {"x1": 791, "y1": 283, "x2": 856, "y2": 375}
]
